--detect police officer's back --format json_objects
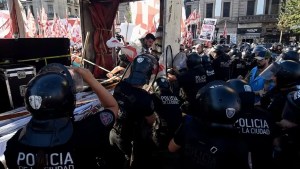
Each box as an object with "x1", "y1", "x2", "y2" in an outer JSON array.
[
  {"x1": 176, "y1": 52, "x2": 209, "y2": 115},
  {"x1": 274, "y1": 90, "x2": 300, "y2": 169},
  {"x1": 110, "y1": 54, "x2": 157, "y2": 169},
  {"x1": 168, "y1": 82, "x2": 249, "y2": 169},
  {"x1": 4, "y1": 65, "x2": 118, "y2": 169},
  {"x1": 228, "y1": 49, "x2": 248, "y2": 78},
  {"x1": 211, "y1": 45, "x2": 231, "y2": 81},
  {"x1": 227, "y1": 79, "x2": 275, "y2": 169},
  {"x1": 151, "y1": 76, "x2": 182, "y2": 148}
]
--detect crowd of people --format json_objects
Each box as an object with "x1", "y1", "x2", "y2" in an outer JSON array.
[{"x1": 2, "y1": 32, "x2": 300, "y2": 169}]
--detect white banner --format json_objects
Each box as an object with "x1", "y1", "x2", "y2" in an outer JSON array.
[{"x1": 199, "y1": 18, "x2": 217, "y2": 41}]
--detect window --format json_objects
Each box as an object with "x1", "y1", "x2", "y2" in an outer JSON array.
[
  {"x1": 75, "y1": 9, "x2": 78, "y2": 16},
  {"x1": 68, "y1": 7, "x2": 71, "y2": 16},
  {"x1": 206, "y1": 3, "x2": 213, "y2": 18},
  {"x1": 246, "y1": 0, "x2": 255, "y2": 15},
  {"x1": 270, "y1": 0, "x2": 280, "y2": 14},
  {"x1": 223, "y1": 2, "x2": 230, "y2": 17},
  {"x1": 48, "y1": 4, "x2": 53, "y2": 14},
  {"x1": 265, "y1": 0, "x2": 270, "y2": 14}
]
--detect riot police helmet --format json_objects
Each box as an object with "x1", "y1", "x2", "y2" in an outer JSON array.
[
  {"x1": 186, "y1": 52, "x2": 202, "y2": 69},
  {"x1": 22, "y1": 64, "x2": 76, "y2": 147},
  {"x1": 152, "y1": 76, "x2": 171, "y2": 93},
  {"x1": 213, "y1": 44, "x2": 224, "y2": 55},
  {"x1": 226, "y1": 79, "x2": 255, "y2": 107},
  {"x1": 25, "y1": 69, "x2": 76, "y2": 120},
  {"x1": 228, "y1": 48, "x2": 242, "y2": 59},
  {"x1": 282, "y1": 90, "x2": 300, "y2": 124},
  {"x1": 280, "y1": 50, "x2": 299, "y2": 62},
  {"x1": 260, "y1": 60, "x2": 300, "y2": 88},
  {"x1": 125, "y1": 54, "x2": 157, "y2": 86},
  {"x1": 196, "y1": 82, "x2": 241, "y2": 126}
]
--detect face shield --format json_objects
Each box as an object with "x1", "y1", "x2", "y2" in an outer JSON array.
[
  {"x1": 121, "y1": 54, "x2": 159, "y2": 92},
  {"x1": 259, "y1": 61, "x2": 281, "y2": 80}
]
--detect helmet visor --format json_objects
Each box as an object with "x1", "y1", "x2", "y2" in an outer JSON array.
[{"x1": 259, "y1": 62, "x2": 281, "y2": 80}]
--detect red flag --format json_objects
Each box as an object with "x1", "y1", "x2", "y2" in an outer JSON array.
[
  {"x1": 25, "y1": 7, "x2": 36, "y2": 38},
  {"x1": 186, "y1": 9, "x2": 200, "y2": 26},
  {"x1": 223, "y1": 20, "x2": 227, "y2": 38},
  {"x1": 120, "y1": 46, "x2": 138, "y2": 62}
]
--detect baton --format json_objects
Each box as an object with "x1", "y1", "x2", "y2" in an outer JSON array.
[{"x1": 72, "y1": 55, "x2": 111, "y2": 73}]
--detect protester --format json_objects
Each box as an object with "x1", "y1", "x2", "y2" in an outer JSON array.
[
  {"x1": 132, "y1": 33, "x2": 156, "y2": 55},
  {"x1": 4, "y1": 64, "x2": 119, "y2": 169},
  {"x1": 245, "y1": 46, "x2": 274, "y2": 104}
]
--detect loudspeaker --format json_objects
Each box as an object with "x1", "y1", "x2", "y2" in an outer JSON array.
[{"x1": 0, "y1": 38, "x2": 71, "y2": 72}]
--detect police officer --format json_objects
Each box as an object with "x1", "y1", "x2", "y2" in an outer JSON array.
[
  {"x1": 4, "y1": 65, "x2": 119, "y2": 169},
  {"x1": 279, "y1": 50, "x2": 299, "y2": 63},
  {"x1": 227, "y1": 79, "x2": 275, "y2": 169},
  {"x1": 200, "y1": 54, "x2": 215, "y2": 83},
  {"x1": 168, "y1": 81, "x2": 249, "y2": 169},
  {"x1": 109, "y1": 54, "x2": 157, "y2": 169},
  {"x1": 273, "y1": 90, "x2": 300, "y2": 169},
  {"x1": 151, "y1": 76, "x2": 183, "y2": 169},
  {"x1": 168, "y1": 52, "x2": 209, "y2": 116},
  {"x1": 228, "y1": 48, "x2": 248, "y2": 79},
  {"x1": 241, "y1": 47, "x2": 256, "y2": 73},
  {"x1": 151, "y1": 76, "x2": 182, "y2": 148},
  {"x1": 260, "y1": 60, "x2": 300, "y2": 122},
  {"x1": 211, "y1": 44, "x2": 231, "y2": 81}
]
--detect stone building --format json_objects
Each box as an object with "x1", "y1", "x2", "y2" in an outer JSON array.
[
  {"x1": 185, "y1": 0, "x2": 282, "y2": 44},
  {"x1": 19, "y1": 0, "x2": 80, "y2": 19}
]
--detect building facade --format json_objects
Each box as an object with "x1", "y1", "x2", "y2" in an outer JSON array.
[
  {"x1": 184, "y1": 0, "x2": 282, "y2": 44},
  {"x1": 16, "y1": 0, "x2": 80, "y2": 20}
]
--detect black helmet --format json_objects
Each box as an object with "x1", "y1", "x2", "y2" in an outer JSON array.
[
  {"x1": 226, "y1": 79, "x2": 255, "y2": 107},
  {"x1": 200, "y1": 54, "x2": 211, "y2": 65},
  {"x1": 153, "y1": 76, "x2": 171, "y2": 93},
  {"x1": 186, "y1": 52, "x2": 202, "y2": 69},
  {"x1": 22, "y1": 66, "x2": 76, "y2": 147},
  {"x1": 196, "y1": 84, "x2": 241, "y2": 125},
  {"x1": 260, "y1": 60, "x2": 300, "y2": 88},
  {"x1": 213, "y1": 44, "x2": 224, "y2": 55},
  {"x1": 228, "y1": 48, "x2": 242, "y2": 59},
  {"x1": 25, "y1": 72, "x2": 76, "y2": 120},
  {"x1": 241, "y1": 47, "x2": 253, "y2": 60},
  {"x1": 280, "y1": 51, "x2": 299, "y2": 62},
  {"x1": 282, "y1": 90, "x2": 300, "y2": 124},
  {"x1": 125, "y1": 54, "x2": 157, "y2": 85}
]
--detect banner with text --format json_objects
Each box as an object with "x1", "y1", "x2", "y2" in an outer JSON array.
[{"x1": 199, "y1": 18, "x2": 217, "y2": 41}]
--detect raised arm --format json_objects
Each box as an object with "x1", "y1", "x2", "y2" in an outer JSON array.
[{"x1": 73, "y1": 67, "x2": 119, "y2": 117}]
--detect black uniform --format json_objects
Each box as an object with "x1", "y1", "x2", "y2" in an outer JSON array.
[
  {"x1": 173, "y1": 115, "x2": 250, "y2": 169},
  {"x1": 151, "y1": 84, "x2": 182, "y2": 148},
  {"x1": 212, "y1": 53, "x2": 231, "y2": 81},
  {"x1": 176, "y1": 66, "x2": 208, "y2": 115},
  {"x1": 110, "y1": 80, "x2": 155, "y2": 169},
  {"x1": 235, "y1": 106, "x2": 275, "y2": 169},
  {"x1": 4, "y1": 109, "x2": 116, "y2": 169},
  {"x1": 230, "y1": 58, "x2": 248, "y2": 78}
]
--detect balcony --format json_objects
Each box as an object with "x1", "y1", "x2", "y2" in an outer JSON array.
[
  {"x1": 239, "y1": 14, "x2": 278, "y2": 24},
  {"x1": 217, "y1": 17, "x2": 239, "y2": 24}
]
